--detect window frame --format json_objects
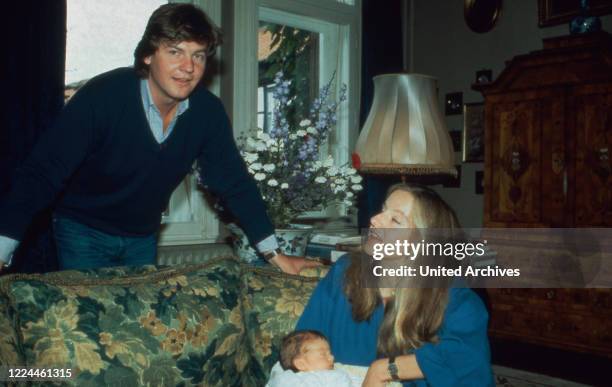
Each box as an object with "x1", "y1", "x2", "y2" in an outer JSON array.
[
  {"x1": 158, "y1": 0, "x2": 224, "y2": 246},
  {"x1": 225, "y1": 0, "x2": 362, "y2": 221}
]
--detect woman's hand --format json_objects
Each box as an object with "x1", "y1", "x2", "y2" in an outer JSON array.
[{"x1": 362, "y1": 358, "x2": 389, "y2": 387}]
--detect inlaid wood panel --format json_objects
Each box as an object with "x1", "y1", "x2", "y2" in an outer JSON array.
[
  {"x1": 486, "y1": 93, "x2": 565, "y2": 226},
  {"x1": 573, "y1": 87, "x2": 612, "y2": 226}
]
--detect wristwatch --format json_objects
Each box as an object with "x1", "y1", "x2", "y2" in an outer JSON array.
[
  {"x1": 262, "y1": 248, "x2": 282, "y2": 262},
  {"x1": 388, "y1": 355, "x2": 400, "y2": 381}
]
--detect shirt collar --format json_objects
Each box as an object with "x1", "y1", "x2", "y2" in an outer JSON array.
[{"x1": 140, "y1": 78, "x2": 189, "y2": 116}]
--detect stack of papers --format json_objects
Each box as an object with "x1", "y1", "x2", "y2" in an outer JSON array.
[{"x1": 307, "y1": 234, "x2": 361, "y2": 262}]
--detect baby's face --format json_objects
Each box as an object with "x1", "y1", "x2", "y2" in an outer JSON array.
[{"x1": 295, "y1": 338, "x2": 334, "y2": 372}]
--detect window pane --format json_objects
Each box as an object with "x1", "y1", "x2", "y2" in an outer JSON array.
[
  {"x1": 257, "y1": 22, "x2": 319, "y2": 132},
  {"x1": 65, "y1": 0, "x2": 166, "y2": 99}
]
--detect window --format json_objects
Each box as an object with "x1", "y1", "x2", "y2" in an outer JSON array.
[
  {"x1": 257, "y1": 22, "x2": 319, "y2": 132},
  {"x1": 228, "y1": 0, "x2": 362, "y2": 220},
  {"x1": 65, "y1": 0, "x2": 166, "y2": 99}
]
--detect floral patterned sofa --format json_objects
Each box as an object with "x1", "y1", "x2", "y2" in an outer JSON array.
[{"x1": 0, "y1": 256, "x2": 326, "y2": 386}]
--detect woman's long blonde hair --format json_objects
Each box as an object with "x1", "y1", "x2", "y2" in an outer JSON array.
[{"x1": 344, "y1": 184, "x2": 461, "y2": 357}]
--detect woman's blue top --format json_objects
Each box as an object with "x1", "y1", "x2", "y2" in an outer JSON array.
[{"x1": 296, "y1": 256, "x2": 494, "y2": 387}]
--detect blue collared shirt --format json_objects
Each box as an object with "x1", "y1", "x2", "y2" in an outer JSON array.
[{"x1": 140, "y1": 79, "x2": 189, "y2": 143}]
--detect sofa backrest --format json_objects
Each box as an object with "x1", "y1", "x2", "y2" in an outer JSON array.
[
  {"x1": 0, "y1": 256, "x2": 328, "y2": 386},
  {"x1": 238, "y1": 264, "x2": 326, "y2": 385}
]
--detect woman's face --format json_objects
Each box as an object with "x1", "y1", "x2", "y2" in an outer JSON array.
[
  {"x1": 370, "y1": 190, "x2": 415, "y2": 229},
  {"x1": 365, "y1": 190, "x2": 417, "y2": 258}
]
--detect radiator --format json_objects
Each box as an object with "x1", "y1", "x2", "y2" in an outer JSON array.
[{"x1": 157, "y1": 243, "x2": 234, "y2": 265}]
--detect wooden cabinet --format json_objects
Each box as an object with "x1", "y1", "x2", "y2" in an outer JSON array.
[
  {"x1": 474, "y1": 32, "x2": 612, "y2": 357},
  {"x1": 485, "y1": 90, "x2": 566, "y2": 227},
  {"x1": 573, "y1": 84, "x2": 612, "y2": 226}
]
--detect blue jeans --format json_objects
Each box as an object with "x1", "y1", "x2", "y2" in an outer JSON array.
[{"x1": 53, "y1": 216, "x2": 157, "y2": 270}]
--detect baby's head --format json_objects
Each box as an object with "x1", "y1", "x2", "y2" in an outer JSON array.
[{"x1": 280, "y1": 330, "x2": 334, "y2": 372}]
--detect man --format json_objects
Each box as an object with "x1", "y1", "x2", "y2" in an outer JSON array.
[{"x1": 0, "y1": 3, "x2": 312, "y2": 274}]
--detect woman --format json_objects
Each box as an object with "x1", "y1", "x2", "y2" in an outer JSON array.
[{"x1": 296, "y1": 184, "x2": 493, "y2": 386}]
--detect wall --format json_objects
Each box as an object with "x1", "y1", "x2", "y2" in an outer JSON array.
[{"x1": 406, "y1": 0, "x2": 611, "y2": 227}]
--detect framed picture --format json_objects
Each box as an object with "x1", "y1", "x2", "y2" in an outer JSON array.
[
  {"x1": 538, "y1": 0, "x2": 612, "y2": 27},
  {"x1": 445, "y1": 92, "x2": 463, "y2": 115},
  {"x1": 449, "y1": 130, "x2": 462, "y2": 152},
  {"x1": 475, "y1": 170, "x2": 484, "y2": 195},
  {"x1": 442, "y1": 165, "x2": 462, "y2": 188},
  {"x1": 462, "y1": 103, "x2": 485, "y2": 162}
]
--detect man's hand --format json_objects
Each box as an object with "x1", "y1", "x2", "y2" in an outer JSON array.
[
  {"x1": 269, "y1": 254, "x2": 321, "y2": 275},
  {"x1": 0, "y1": 236, "x2": 19, "y2": 274}
]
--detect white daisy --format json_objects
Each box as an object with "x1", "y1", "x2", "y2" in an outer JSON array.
[
  {"x1": 244, "y1": 152, "x2": 258, "y2": 163},
  {"x1": 257, "y1": 131, "x2": 271, "y2": 142},
  {"x1": 327, "y1": 166, "x2": 339, "y2": 176},
  {"x1": 247, "y1": 137, "x2": 258, "y2": 148}
]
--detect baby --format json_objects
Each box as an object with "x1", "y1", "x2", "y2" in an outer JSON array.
[{"x1": 266, "y1": 330, "x2": 361, "y2": 387}]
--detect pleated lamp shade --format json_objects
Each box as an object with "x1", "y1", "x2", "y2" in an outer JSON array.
[{"x1": 354, "y1": 74, "x2": 457, "y2": 176}]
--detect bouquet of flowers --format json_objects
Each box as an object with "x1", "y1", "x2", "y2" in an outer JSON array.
[{"x1": 239, "y1": 72, "x2": 363, "y2": 227}]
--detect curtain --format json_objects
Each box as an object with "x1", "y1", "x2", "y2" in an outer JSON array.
[
  {"x1": 0, "y1": 0, "x2": 67, "y2": 273},
  {"x1": 357, "y1": 0, "x2": 405, "y2": 229}
]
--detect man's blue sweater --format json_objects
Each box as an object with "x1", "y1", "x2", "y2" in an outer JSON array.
[{"x1": 0, "y1": 67, "x2": 273, "y2": 244}]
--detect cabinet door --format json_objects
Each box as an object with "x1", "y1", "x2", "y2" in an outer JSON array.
[
  {"x1": 572, "y1": 85, "x2": 612, "y2": 227},
  {"x1": 485, "y1": 91, "x2": 566, "y2": 226}
]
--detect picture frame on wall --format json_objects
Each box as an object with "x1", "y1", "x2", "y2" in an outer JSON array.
[
  {"x1": 475, "y1": 170, "x2": 484, "y2": 194},
  {"x1": 449, "y1": 130, "x2": 462, "y2": 152},
  {"x1": 538, "y1": 0, "x2": 612, "y2": 27},
  {"x1": 445, "y1": 92, "x2": 463, "y2": 115},
  {"x1": 442, "y1": 165, "x2": 462, "y2": 188},
  {"x1": 462, "y1": 103, "x2": 485, "y2": 163}
]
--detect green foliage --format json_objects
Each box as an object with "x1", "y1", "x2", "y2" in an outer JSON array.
[{"x1": 259, "y1": 22, "x2": 317, "y2": 129}]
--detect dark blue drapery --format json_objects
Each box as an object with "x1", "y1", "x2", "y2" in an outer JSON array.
[
  {"x1": 0, "y1": 0, "x2": 66, "y2": 273},
  {"x1": 357, "y1": 0, "x2": 405, "y2": 230}
]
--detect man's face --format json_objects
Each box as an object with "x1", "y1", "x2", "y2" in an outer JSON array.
[
  {"x1": 294, "y1": 338, "x2": 334, "y2": 372},
  {"x1": 144, "y1": 40, "x2": 207, "y2": 106}
]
